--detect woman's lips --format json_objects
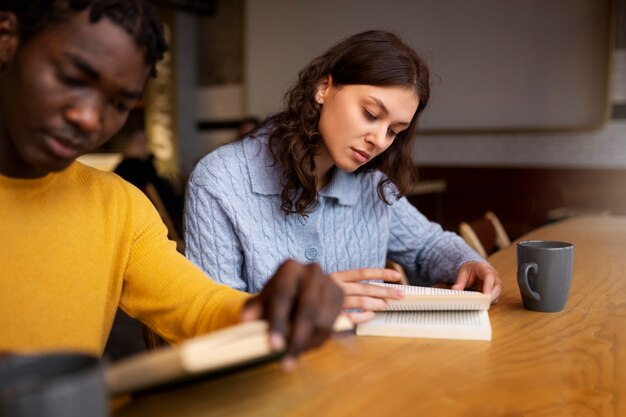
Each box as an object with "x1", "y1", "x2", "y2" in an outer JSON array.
[{"x1": 351, "y1": 148, "x2": 371, "y2": 164}]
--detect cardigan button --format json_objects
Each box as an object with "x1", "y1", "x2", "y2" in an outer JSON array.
[{"x1": 305, "y1": 246, "x2": 318, "y2": 260}]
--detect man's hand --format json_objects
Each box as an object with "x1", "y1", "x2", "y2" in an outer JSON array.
[
  {"x1": 329, "y1": 268, "x2": 405, "y2": 324},
  {"x1": 451, "y1": 261, "x2": 502, "y2": 303},
  {"x1": 241, "y1": 259, "x2": 343, "y2": 369}
]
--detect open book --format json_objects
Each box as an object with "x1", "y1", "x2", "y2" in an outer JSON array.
[
  {"x1": 356, "y1": 283, "x2": 492, "y2": 341},
  {"x1": 106, "y1": 316, "x2": 353, "y2": 395}
]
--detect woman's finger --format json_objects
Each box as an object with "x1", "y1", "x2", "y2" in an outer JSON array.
[
  {"x1": 331, "y1": 268, "x2": 401, "y2": 283},
  {"x1": 338, "y1": 282, "x2": 404, "y2": 299},
  {"x1": 345, "y1": 311, "x2": 376, "y2": 324}
]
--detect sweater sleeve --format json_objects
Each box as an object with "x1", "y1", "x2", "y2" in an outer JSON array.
[
  {"x1": 119, "y1": 183, "x2": 250, "y2": 344},
  {"x1": 387, "y1": 196, "x2": 485, "y2": 285},
  {"x1": 184, "y1": 174, "x2": 249, "y2": 292}
]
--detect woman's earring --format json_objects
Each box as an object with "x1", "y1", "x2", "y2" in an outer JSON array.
[{"x1": 316, "y1": 97, "x2": 323, "y2": 104}]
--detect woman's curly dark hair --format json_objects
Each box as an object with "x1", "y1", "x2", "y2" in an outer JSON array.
[
  {"x1": 266, "y1": 30, "x2": 430, "y2": 216},
  {"x1": 0, "y1": 0, "x2": 167, "y2": 77}
]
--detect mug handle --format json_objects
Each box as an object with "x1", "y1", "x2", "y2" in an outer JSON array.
[{"x1": 518, "y1": 262, "x2": 541, "y2": 301}]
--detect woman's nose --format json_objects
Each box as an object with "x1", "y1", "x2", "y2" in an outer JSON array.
[{"x1": 366, "y1": 125, "x2": 389, "y2": 150}]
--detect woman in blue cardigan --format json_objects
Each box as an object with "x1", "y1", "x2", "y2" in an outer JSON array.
[{"x1": 185, "y1": 30, "x2": 502, "y2": 323}]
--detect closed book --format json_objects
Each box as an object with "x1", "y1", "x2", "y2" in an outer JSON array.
[{"x1": 107, "y1": 316, "x2": 353, "y2": 394}]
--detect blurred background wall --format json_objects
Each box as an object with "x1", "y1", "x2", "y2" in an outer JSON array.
[{"x1": 102, "y1": 0, "x2": 626, "y2": 239}]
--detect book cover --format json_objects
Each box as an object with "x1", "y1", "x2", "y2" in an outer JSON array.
[{"x1": 106, "y1": 316, "x2": 353, "y2": 395}]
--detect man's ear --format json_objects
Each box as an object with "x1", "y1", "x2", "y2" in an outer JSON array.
[
  {"x1": 315, "y1": 75, "x2": 333, "y2": 104},
  {"x1": 0, "y1": 12, "x2": 19, "y2": 68}
]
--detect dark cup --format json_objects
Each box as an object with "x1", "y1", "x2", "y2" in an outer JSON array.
[
  {"x1": 517, "y1": 240, "x2": 574, "y2": 312},
  {"x1": 0, "y1": 353, "x2": 108, "y2": 417}
]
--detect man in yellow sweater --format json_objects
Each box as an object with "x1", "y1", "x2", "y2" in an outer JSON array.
[{"x1": 0, "y1": 0, "x2": 346, "y2": 363}]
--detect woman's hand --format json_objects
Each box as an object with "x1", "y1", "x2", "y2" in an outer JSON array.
[
  {"x1": 329, "y1": 268, "x2": 405, "y2": 324},
  {"x1": 451, "y1": 261, "x2": 502, "y2": 303}
]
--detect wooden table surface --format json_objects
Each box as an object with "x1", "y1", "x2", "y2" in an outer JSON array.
[{"x1": 115, "y1": 215, "x2": 626, "y2": 417}]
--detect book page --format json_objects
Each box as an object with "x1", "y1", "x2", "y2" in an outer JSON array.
[
  {"x1": 357, "y1": 310, "x2": 491, "y2": 341},
  {"x1": 371, "y1": 283, "x2": 491, "y2": 311}
]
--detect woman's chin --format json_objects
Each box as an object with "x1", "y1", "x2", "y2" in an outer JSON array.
[{"x1": 334, "y1": 160, "x2": 361, "y2": 173}]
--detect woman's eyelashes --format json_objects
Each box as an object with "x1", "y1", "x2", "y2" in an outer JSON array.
[
  {"x1": 363, "y1": 109, "x2": 400, "y2": 139},
  {"x1": 363, "y1": 108, "x2": 378, "y2": 121}
]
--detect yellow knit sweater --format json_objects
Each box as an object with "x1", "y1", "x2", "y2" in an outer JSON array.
[{"x1": 0, "y1": 162, "x2": 249, "y2": 356}]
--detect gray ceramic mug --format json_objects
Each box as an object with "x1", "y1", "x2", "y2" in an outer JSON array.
[
  {"x1": 0, "y1": 353, "x2": 108, "y2": 417},
  {"x1": 517, "y1": 240, "x2": 574, "y2": 312}
]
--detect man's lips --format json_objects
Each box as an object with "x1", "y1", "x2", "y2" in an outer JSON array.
[{"x1": 44, "y1": 134, "x2": 83, "y2": 159}]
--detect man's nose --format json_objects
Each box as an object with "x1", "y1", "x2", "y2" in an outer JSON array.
[{"x1": 64, "y1": 98, "x2": 103, "y2": 134}]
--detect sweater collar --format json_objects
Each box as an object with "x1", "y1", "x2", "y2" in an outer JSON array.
[
  {"x1": 244, "y1": 133, "x2": 359, "y2": 206},
  {"x1": 0, "y1": 167, "x2": 59, "y2": 192}
]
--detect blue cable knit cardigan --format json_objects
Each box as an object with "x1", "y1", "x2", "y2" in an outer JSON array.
[{"x1": 184, "y1": 132, "x2": 485, "y2": 293}]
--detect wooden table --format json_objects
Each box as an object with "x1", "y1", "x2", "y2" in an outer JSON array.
[{"x1": 115, "y1": 215, "x2": 626, "y2": 417}]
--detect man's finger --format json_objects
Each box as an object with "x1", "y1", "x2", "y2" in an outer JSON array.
[
  {"x1": 264, "y1": 260, "x2": 302, "y2": 346},
  {"x1": 317, "y1": 271, "x2": 344, "y2": 329},
  {"x1": 286, "y1": 265, "x2": 322, "y2": 356}
]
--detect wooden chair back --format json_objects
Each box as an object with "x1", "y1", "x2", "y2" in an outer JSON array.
[
  {"x1": 143, "y1": 183, "x2": 184, "y2": 253},
  {"x1": 459, "y1": 211, "x2": 511, "y2": 258},
  {"x1": 141, "y1": 325, "x2": 167, "y2": 350}
]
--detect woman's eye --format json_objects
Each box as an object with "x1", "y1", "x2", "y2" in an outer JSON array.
[
  {"x1": 388, "y1": 128, "x2": 399, "y2": 138},
  {"x1": 363, "y1": 110, "x2": 377, "y2": 121}
]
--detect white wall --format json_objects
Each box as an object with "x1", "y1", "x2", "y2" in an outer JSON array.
[
  {"x1": 245, "y1": 0, "x2": 611, "y2": 131},
  {"x1": 414, "y1": 50, "x2": 626, "y2": 168}
]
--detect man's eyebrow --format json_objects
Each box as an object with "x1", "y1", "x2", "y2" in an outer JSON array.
[
  {"x1": 65, "y1": 53, "x2": 100, "y2": 80},
  {"x1": 64, "y1": 53, "x2": 143, "y2": 100},
  {"x1": 368, "y1": 95, "x2": 410, "y2": 126}
]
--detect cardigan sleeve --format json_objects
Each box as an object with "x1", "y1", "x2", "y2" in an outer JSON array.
[{"x1": 386, "y1": 196, "x2": 485, "y2": 285}]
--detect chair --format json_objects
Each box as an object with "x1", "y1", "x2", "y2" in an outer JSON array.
[
  {"x1": 144, "y1": 183, "x2": 185, "y2": 253},
  {"x1": 459, "y1": 211, "x2": 511, "y2": 258},
  {"x1": 141, "y1": 325, "x2": 167, "y2": 350}
]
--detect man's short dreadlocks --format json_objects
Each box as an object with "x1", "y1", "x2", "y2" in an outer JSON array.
[{"x1": 0, "y1": 0, "x2": 167, "y2": 77}]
